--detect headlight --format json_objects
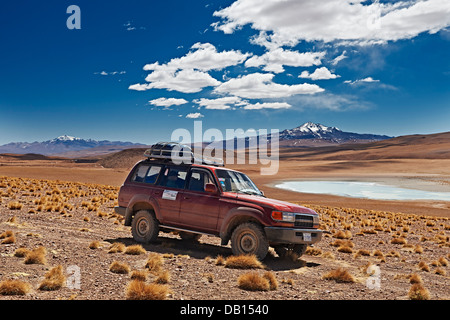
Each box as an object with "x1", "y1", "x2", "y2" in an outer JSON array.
[{"x1": 271, "y1": 211, "x2": 295, "y2": 223}]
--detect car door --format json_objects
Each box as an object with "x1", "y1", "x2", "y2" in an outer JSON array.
[
  {"x1": 155, "y1": 166, "x2": 188, "y2": 226},
  {"x1": 179, "y1": 168, "x2": 221, "y2": 233}
]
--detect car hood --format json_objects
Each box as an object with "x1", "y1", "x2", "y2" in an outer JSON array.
[{"x1": 223, "y1": 192, "x2": 317, "y2": 215}]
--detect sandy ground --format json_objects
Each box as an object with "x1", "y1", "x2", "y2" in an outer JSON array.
[{"x1": 0, "y1": 157, "x2": 449, "y2": 300}]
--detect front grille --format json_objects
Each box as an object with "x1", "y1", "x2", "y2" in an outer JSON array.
[{"x1": 294, "y1": 215, "x2": 314, "y2": 228}]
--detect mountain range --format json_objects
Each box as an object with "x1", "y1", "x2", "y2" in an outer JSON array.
[
  {"x1": 0, "y1": 135, "x2": 147, "y2": 156},
  {"x1": 0, "y1": 123, "x2": 392, "y2": 157}
]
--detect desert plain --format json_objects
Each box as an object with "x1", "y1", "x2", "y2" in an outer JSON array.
[{"x1": 0, "y1": 134, "x2": 449, "y2": 300}]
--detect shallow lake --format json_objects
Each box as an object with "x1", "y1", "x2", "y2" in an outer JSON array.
[{"x1": 275, "y1": 180, "x2": 450, "y2": 201}]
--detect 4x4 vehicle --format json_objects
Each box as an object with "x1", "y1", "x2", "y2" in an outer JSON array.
[{"x1": 115, "y1": 142, "x2": 323, "y2": 260}]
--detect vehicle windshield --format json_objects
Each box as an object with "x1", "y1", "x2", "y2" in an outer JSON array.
[{"x1": 215, "y1": 169, "x2": 263, "y2": 196}]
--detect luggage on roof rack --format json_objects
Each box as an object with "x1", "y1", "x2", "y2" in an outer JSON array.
[{"x1": 144, "y1": 142, "x2": 224, "y2": 167}]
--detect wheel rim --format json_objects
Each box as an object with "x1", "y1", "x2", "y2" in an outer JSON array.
[
  {"x1": 240, "y1": 232, "x2": 258, "y2": 253},
  {"x1": 136, "y1": 217, "x2": 150, "y2": 237}
]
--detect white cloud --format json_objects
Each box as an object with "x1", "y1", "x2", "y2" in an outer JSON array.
[
  {"x1": 129, "y1": 69, "x2": 221, "y2": 93},
  {"x1": 214, "y1": 73, "x2": 324, "y2": 99},
  {"x1": 299, "y1": 67, "x2": 340, "y2": 80},
  {"x1": 242, "y1": 102, "x2": 291, "y2": 110},
  {"x1": 193, "y1": 96, "x2": 246, "y2": 110},
  {"x1": 213, "y1": 0, "x2": 450, "y2": 46},
  {"x1": 132, "y1": 43, "x2": 253, "y2": 93},
  {"x1": 344, "y1": 77, "x2": 380, "y2": 85},
  {"x1": 95, "y1": 71, "x2": 126, "y2": 76},
  {"x1": 331, "y1": 51, "x2": 348, "y2": 66},
  {"x1": 245, "y1": 48, "x2": 325, "y2": 73},
  {"x1": 143, "y1": 42, "x2": 250, "y2": 72},
  {"x1": 186, "y1": 112, "x2": 204, "y2": 119},
  {"x1": 149, "y1": 98, "x2": 188, "y2": 108}
]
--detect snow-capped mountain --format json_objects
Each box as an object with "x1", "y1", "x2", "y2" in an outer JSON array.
[
  {"x1": 0, "y1": 135, "x2": 145, "y2": 156},
  {"x1": 279, "y1": 122, "x2": 391, "y2": 145}
]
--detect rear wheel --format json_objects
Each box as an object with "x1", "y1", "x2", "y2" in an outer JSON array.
[
  {"x1": 230, "y1": 222, "x2": 269, "y2": 260},
  {"x1": 131, "y1": 210, "x2": 159, "y2": 243}
]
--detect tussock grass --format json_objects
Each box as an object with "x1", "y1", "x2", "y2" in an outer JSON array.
[
  {"x1": 8, "y1": 201, "x2": 23, "y2": 210},
  {"x1": 88, "y1": 241, "x2": 101, "y2": 249},
  {"x1": 24, "y1": 246, "x2": 47, "y2": 265},
  {"x1": 125, "y1": 244, "x2": 146, "y2": 255},
  {"x1": 14, "y1": 247, "x2": 30, "y2": 257},
  {"x1": 108, "y1": 242, "x2": 125, "y2": 253},
  {"x1": 408, "y1": 283, "x2": 430, "y2": 300},
  {"x1": 322, "y1": 268, "x2": 355, "y2": 283},
  {"x1": 409, "y1": 273, "x2": 423, "y2": 284},
  {"x1": 145, "y1": 253, "x2": 163, "y2": 274},
  {"x1": 125, "y1": 280, "x2": 170, "y2": 300},
  {"x1": 0, "y1": 279, "x2": 31, "y2": 296},
  {"x1": 237, "y1": 271, "x2": 277, "y2": 291},
  {"x1": 109, "y1": 261, "x2": 130, "y2": 274},
  {"x1": 38, "y1": 265, "x2": 66, "y2": 291},
  {"x1": 225, "y1": 254, "x2": 264, "y2": 269},
  {"x1": 130, "y1": 270, "x2": 148, "y2": 282}
]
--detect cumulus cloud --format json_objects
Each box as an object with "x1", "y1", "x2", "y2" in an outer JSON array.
[
  {"x1": 149, "y1": 98, "x2": 188, "y2": 108},
  {"x1": 143, "y1": 42, "x2": 250, "y2": 72},
  {"x1": 186, "y1": 112, "x2": 204, "y2": 119},
  {"x1": 213, "y1": 0, "x2": 450, "y2": 46},
  {"x1": 244, "y1": 48, "x2": 325, "y2": 73},
  {"x1": 214, "y1": 73, "x2": 324, "y2": 99},
  {"x1": 193, "y1": 96, "x2": 246, "y2": 110},
  {"x1": 299, "y1": 67, "x2": 340, "y2": 80},
  {"x1": 129, "y1": 69, "x2": 221, "y2": 93}
]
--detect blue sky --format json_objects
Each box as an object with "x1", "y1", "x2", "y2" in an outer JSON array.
[{"x1": 0, "y1": 0, "x2": 449, "y2": 145}]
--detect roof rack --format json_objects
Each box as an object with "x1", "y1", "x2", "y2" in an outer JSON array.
[{"x1": 144, "y1": 142, "x2": 224, "y2": 167}]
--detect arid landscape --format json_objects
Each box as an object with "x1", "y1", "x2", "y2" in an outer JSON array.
[{"x1": 0, "y1": 132, "x2": 449, "y2": 300}]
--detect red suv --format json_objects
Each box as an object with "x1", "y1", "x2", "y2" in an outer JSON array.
[{"x1": 115, "y1": 143, "x2": 323, "y2": 260}]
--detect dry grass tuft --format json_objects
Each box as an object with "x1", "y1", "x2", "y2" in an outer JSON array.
[
  {"x1": 408, "y1": 283, "x2": 430, "y2": 300},
  {"x1": 322, "y1": 268, "x2": 355, "y2": 283},
  {"x1": 24, "y1": 246, "x2": 47, "y2": 265},
  {"x1": 391, "y1": 237, "x2": 407, "y2": 245},
  {"x1": 237, "y1": 272, "x2": 278, "y2": 291},
  {"x1": 225, "y1": 254, "x2": 264, "y2": 269},
  {"x1": 145, "y1": 253, "x2": 163, "y2": 274},
  {"x1": 109, "y1": 261, "x2": 130, "y2": 274},
  {"x1": 88, "y1": 241, "x2": 101, "y2": 249},
  {"x1": 14, "y1": 247, "x2": 30, "y2": 257},
  {"x1": 409, "y1": 273, "x2": 423, "y2": 284},
  {"x1": 125, "y1": 244, "x2": 146, "y2": 255},
  {"x1": 125, "y1": 280, "x2": 170, "y2": 300},
  {"x1": 130, "y1": 270, "x2": 148, "y2": 282},
  {"x1": 108, "y1": 242, "x2": 125, "y2": 253},
  {"x1": 154, "y1": 270, "x2": 171, "y2": 284},
  {"x1": 38, "y1": 265, "x2": 66, "y2": 291},
  {"x1": 0, "y1": 279, "x2": 31, "y2": 296}
]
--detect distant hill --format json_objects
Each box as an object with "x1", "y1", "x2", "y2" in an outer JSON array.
[
  {"x1": 279, "y1": 131, "x2": 450, "y2": 160},
  {"x1": 0, "y1": 135, "x2": 147, "y2": 156}
]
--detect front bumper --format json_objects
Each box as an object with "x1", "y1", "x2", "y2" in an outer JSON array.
[{"x1": 265, "y1": 227, "x2": 323, "y2": 245}]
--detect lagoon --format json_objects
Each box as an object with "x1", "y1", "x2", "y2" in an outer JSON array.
[{"x1": 275, "y1": 180, "x2": 450, "y2": 201}]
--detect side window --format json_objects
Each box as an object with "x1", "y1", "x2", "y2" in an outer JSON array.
[
  {"x1": 159, "y1": 167, "x2": 188, "y2": 189},
  {"x1": 132, "y1": 164, "x2": 150, "y2": 183},
  {"x1": 187, "y1": 170, "x2": 214, "y2": 192},
  {"x1": 144, "y1": 166, "x2": 162, "y2": 184}
]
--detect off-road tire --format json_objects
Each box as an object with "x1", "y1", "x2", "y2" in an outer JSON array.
[
  {"x1": 230, "y1": 222, "x2": 269, "y2": 260},
  {"x1": 131, "y1": 210, "x2": 159, "y2": 243}
]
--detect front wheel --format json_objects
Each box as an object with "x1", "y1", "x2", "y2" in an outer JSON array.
[
  {"x1": 131, "y1": 210, "x2": 159, "y2": 243},
  {"x1": 230, "y1": 222, "x2": 269, "y2": 260}
]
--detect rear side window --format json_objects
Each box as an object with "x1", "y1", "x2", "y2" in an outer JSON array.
[
  {"x1": 132, "y1": 164, "x2": 162, "y2": 184},
  {"x1": 159, "y1": 167, "x2": 188, "y2": 189}
]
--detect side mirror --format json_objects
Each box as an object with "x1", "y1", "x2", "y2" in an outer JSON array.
[{"x1": 204, "y1": 183, "x2": 218, "y2": 194}]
